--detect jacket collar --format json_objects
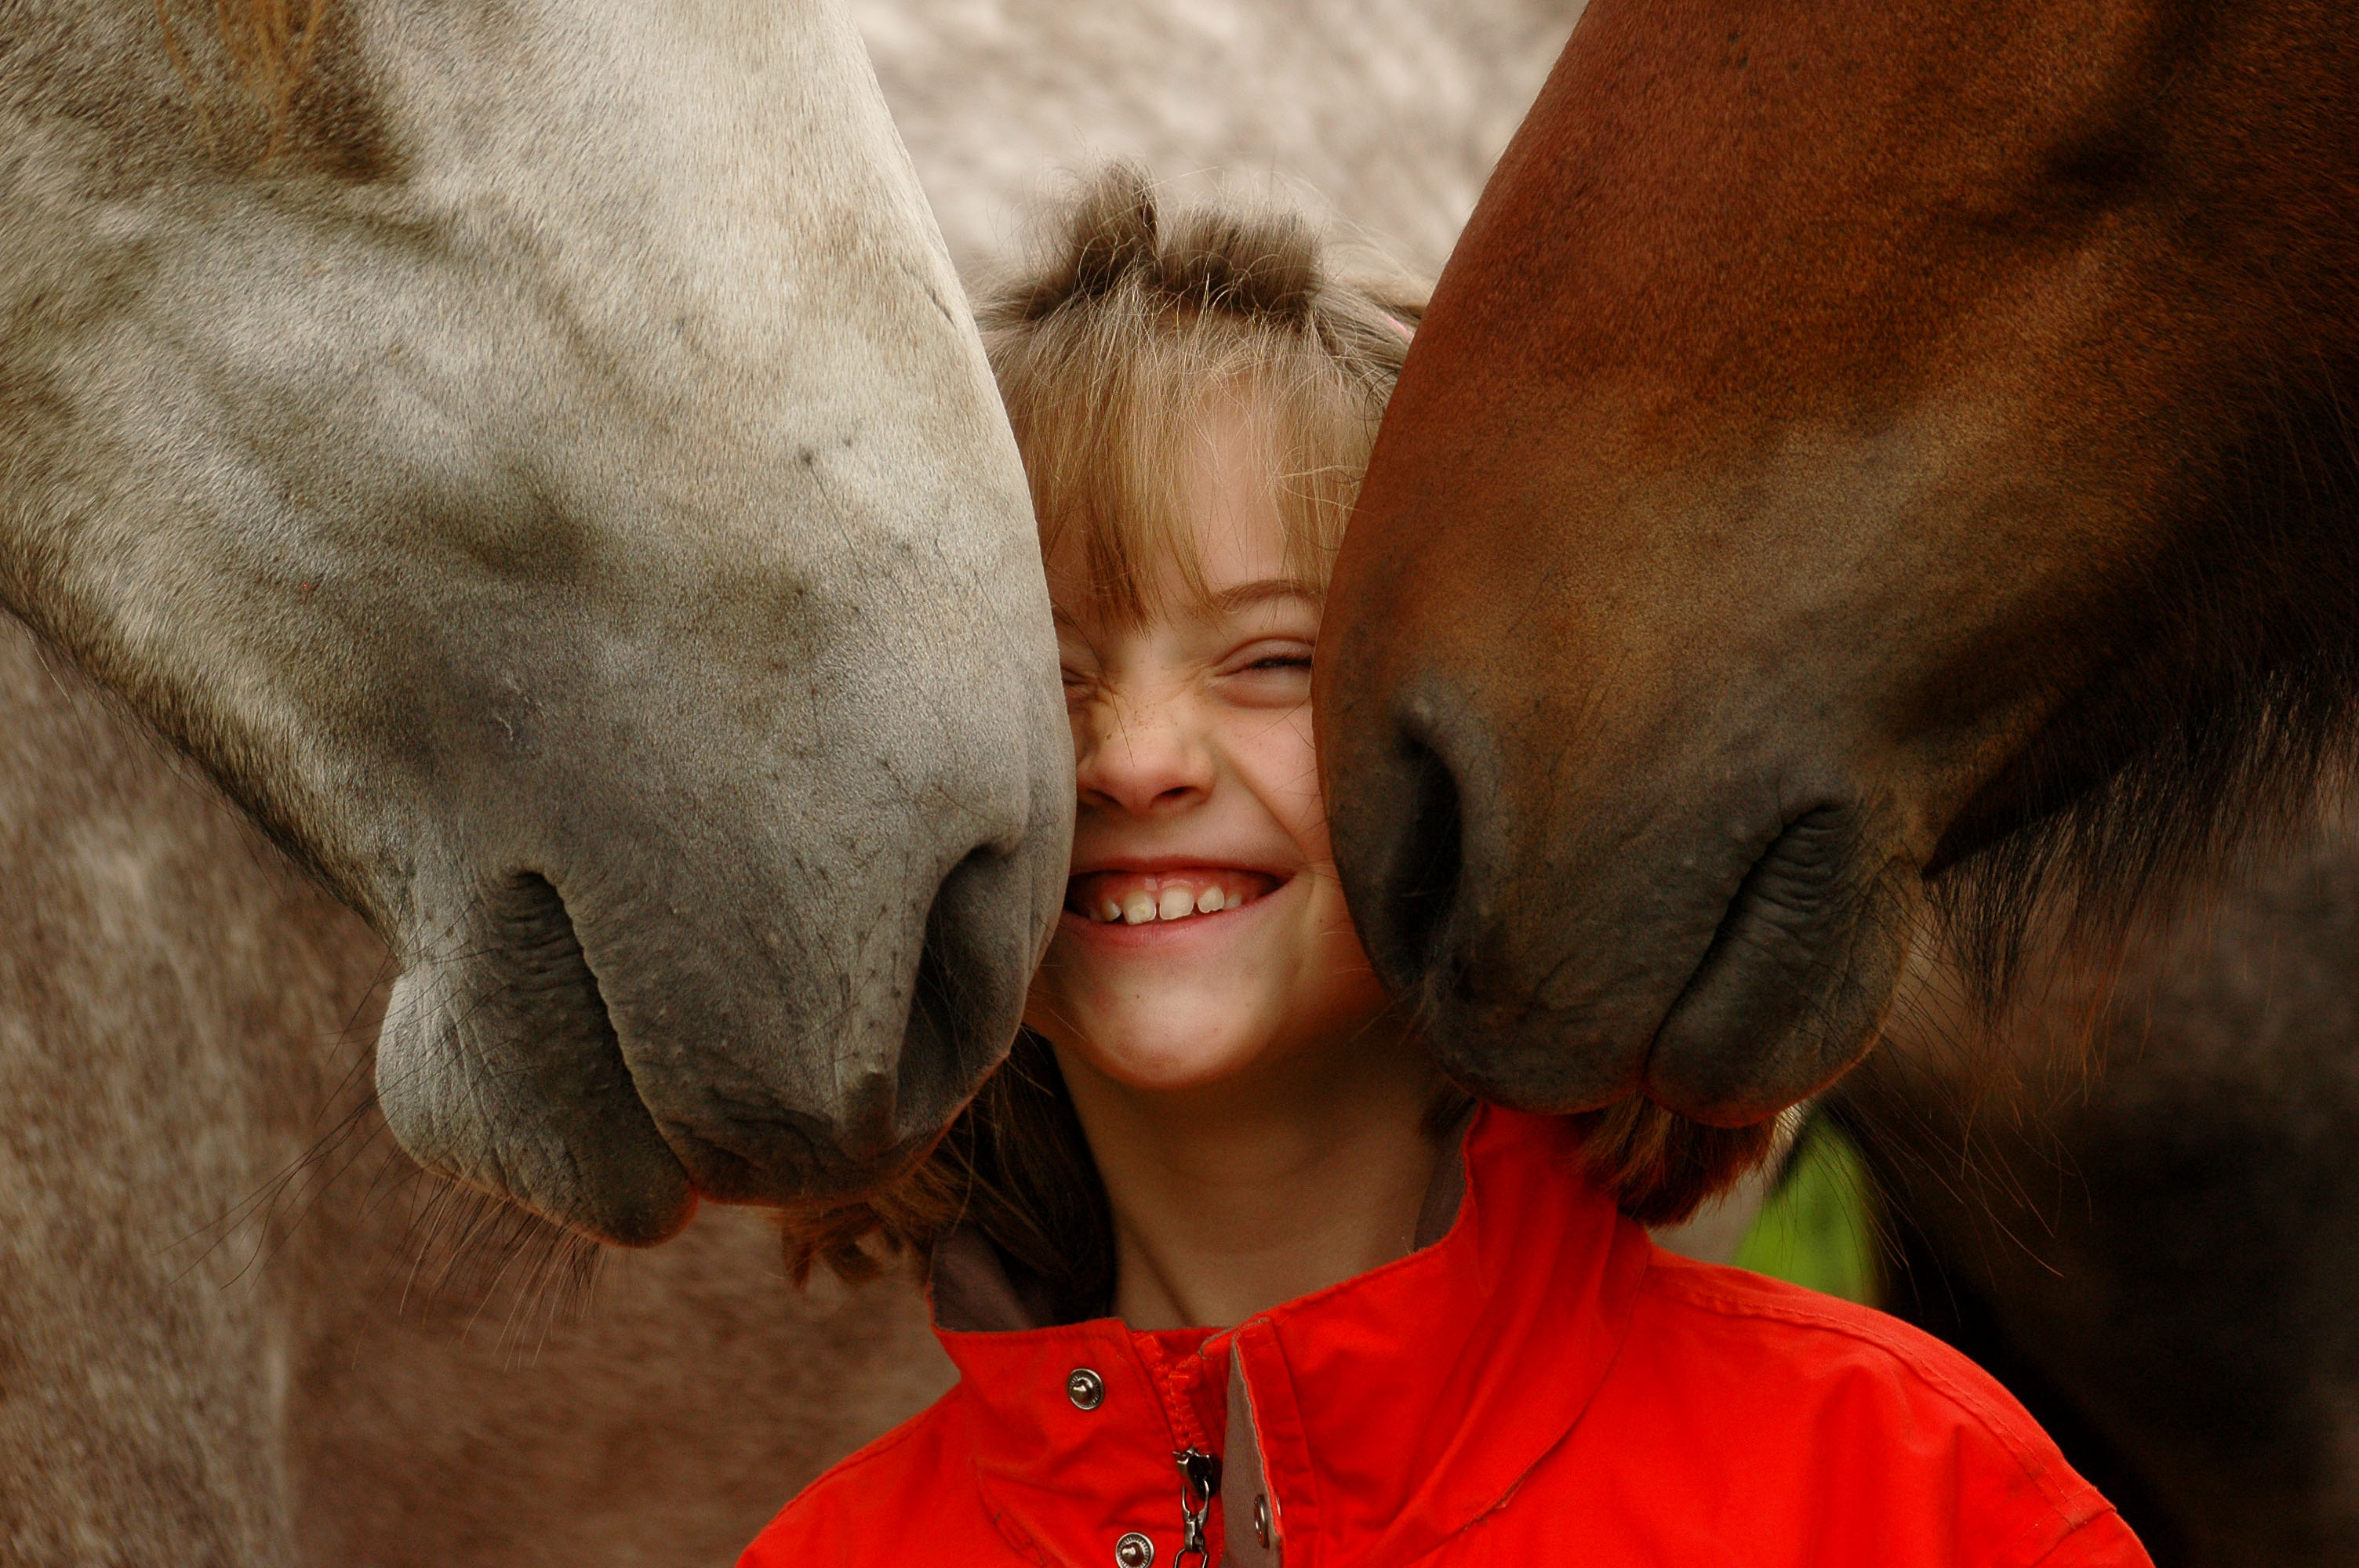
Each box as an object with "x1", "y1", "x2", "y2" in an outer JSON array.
[{"x1": 926, "y1": 1109, "x2": 1653, "y2": 1567}]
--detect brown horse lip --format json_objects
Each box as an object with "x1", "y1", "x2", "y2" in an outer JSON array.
[
  {"x1": 1324, "y1": 666, "x2": 1890, "y2": 1123},
  {"x1": 1642, "y1": 801, "x2": 1906, "y2": 1123}
]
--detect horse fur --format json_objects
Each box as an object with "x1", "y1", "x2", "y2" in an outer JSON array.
[
  {"x1": 1856, "y1": 788, "x2": 2359, "y2": 1566},
  {"x1": 0, "y1": 612, "x2": 959, "y2": 1563}
]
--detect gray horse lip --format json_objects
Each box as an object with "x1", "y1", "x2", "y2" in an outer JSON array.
[{"x1": 660, "y1": 1111, "x2": 932, "y2": 1206}]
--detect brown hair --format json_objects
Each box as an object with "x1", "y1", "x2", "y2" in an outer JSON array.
[
  {"x1": 987, "y1": 165, "x2": 1427, "y2": 625},
  {"x1": 781, "y1": 167, "x2": 1763, "y2": 1305}
]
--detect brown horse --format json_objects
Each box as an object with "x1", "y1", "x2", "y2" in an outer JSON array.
[{"x1": 1320, "y1": 0, "x2": 2359, "y2": 1167}]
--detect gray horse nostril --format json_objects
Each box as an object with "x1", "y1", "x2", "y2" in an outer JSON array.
[
  {"x1": 892, "y1": 844, "x2": 1027, "y2": 1148},
  {"x1": 830, "y1": 1066, "x2": 900, "y2": 1164}
]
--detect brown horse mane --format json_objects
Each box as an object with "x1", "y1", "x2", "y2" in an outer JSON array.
[{"x1": 1928, "y1": 350, "x2": 2359, "y2": 1011}]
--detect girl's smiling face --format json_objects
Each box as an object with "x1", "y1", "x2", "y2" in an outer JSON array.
[{"x1": 1023, "y1": 412, "x2": 1395, "y2": 1090}]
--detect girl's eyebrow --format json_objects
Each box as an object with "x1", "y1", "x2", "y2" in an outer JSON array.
[
  {"x1": 1211, "y1": 579, "x2": 1323, "y2": 613},
  {"x1": 1050, "y1": 579, "x2": 1319, "y2": 633}
]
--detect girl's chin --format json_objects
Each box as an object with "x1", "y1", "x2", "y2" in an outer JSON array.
[
  {"x1": 1026, "y1": 973, "x2": 1286, "y2": 1087},
  {"x1": 1051, "y1": 1018, "x2": 1275, "y2": 1093},
  {"x1": 1028, "y1": 979, "x2": 1401, "y2": 1094},
  {"x1": 1080, "y1": 1037, "x2": 1274, "y2": 1089}
]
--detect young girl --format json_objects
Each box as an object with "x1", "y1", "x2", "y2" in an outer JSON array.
[{"x1": 745, "y1": 169, "x2": 2147, "y2": 1568}]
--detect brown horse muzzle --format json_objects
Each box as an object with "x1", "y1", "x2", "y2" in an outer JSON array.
[{"x1": 1323, "y1": 655, "x2": 1906, "y2": 1125}]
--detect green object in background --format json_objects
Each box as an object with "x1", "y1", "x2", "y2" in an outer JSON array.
[{"x1": 1733, "y1": 1118, "x2": 1881, "y2": 1306}]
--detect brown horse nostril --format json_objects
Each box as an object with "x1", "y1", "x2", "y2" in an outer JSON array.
[{"x1": 1383, "y1": 736, "x2": 1466, "y2": 985}]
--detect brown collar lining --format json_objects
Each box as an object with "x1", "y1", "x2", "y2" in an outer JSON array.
[{"x1": 930, "y1": 1105, "x2": 1478, "y2": 1335}]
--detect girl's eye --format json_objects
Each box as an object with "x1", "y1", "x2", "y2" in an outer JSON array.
[
  {"x1": 1225, "y1": 639, "x2": 1314, "y2": 676},
  {"x1": 1221, "y1": 644, "x2": 1316, "y2": 699}
]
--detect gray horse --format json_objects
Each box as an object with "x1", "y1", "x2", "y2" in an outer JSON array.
[{"x1": 3, "y1": 0, "x2": 1071, "y2": 1555}]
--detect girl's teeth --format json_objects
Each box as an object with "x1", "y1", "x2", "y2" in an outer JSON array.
[{"x1": 1074, "y1": 872, "x2": 1273, "y2": 924}]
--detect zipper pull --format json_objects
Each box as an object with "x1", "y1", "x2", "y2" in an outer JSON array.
[{"x1": 1174, "y1": 1446, "x2": 1222, "y2": 1566}]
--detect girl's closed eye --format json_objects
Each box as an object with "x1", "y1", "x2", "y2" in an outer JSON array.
[
  {"x1": 1219, "y1": 640, "x2": 1315, "y2": 703},
  {"x1": 1058, "y1": 635, "x2": 1105, "y2": 704},
  {"x1": 1245, "y1": 648, "x2": 1312, "y2": 671}
]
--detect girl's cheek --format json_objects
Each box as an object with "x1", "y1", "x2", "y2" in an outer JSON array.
[{"x1": 1233, "y1": 721, "x2": 1325, "y2": 826}]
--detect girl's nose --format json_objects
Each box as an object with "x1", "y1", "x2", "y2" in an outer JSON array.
[{"x1": 1076, "y1": 691, "x2": 1216, "y2": 815}]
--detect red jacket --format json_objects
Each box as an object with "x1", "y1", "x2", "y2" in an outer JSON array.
[{"x1": 743, "y1": 1109, "x2": 2148, "y2": 1568}]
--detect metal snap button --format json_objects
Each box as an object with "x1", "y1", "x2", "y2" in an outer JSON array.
[
  {"x1": 1255, "y1": 1494, "x2": 1271, "y2": 1547},
  {"x1": 1114, "y1": 1531, "x2": 1155, "y2": 1567},
  {"x1": 1067, "y1": 1367, "x2": 1106, "y2": 1410}
]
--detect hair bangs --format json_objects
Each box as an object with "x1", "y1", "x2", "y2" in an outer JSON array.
[
  {"x1": 1012, "y1": 325, "x2": 1379, "y2": 626},
  {"x1": 982, "y1": 163, "x2": 1418, "y2": 629}
]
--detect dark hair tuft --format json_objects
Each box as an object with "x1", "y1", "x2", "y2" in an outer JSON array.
[
  {"x1": 1057, "y1": 162, "x2": 1161, "y2": 308},
  {"x1": 1163, "y1": 212, "x2": 1321, "y2": 321},
  {"x1": 1005, "y1": 162, "x2": 1335, "y2": 331}
]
